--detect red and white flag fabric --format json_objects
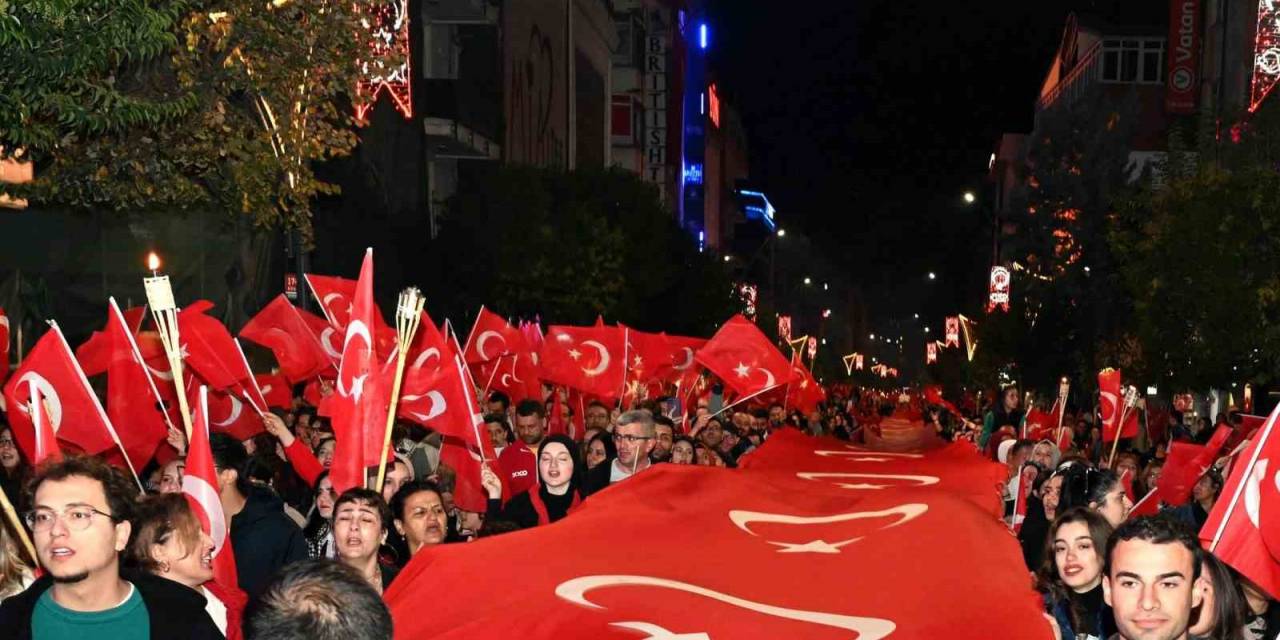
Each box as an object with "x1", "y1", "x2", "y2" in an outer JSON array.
[
  {"x1": 2, "y1": 323, "x2": 126, "y2": 464},
  {"x1": 1098, "y1": 368, "x2": 1137, "y2": 442},
  {"x1": 0, "y1": 307, "x2": 9, "y2": 387},
  {"x1": 185, "y1": 375, "x2": 264, "y2": 442},
  {"x1": 387, "y1": 428, "x2": 1049, "y2": 639},
  {"x1": 438, "y1": 435, "x2": 504, "y2": 514},
  {"x1": 304, "y1": 273, "x2": 396, "y2": 356},
  {"x1": 256, "y1": 373, "x2": 293, "y2": 410},
  {"x1": 463, "y1": 307, "x2": 527, "y2": 365},
  {"x1": 102, "y1": 298, "x2": 172, "y2": 472},
  {"x1": 328, "y1": 250, "x2": 388, "y2": 494},
  {"x1": 186, "y1": 386, "x2": 240, "y2": 590},
  {"x1": 695, "y1": 315, "x2": 794, "y2": 400},
  {"x1": 27, "y1": 377, "x2": 62, "y2": 464},
  {"x1": 239, "y1": 295, "x2": 333, "y2": 383},
  {"x1": 178, "y1": 302, "x2": 250, "y2": 391},
  {"x1": 395, "y1": 310, "x2": 457, "y2": 428},
  {"x1": 1159, "y1": 441, "x2": 1212, "y2": 507},
  {"x1": 1011, "y1": 464, "x2": 1035, "y2": 533},
  {"x1": 1202, "y1": 402, "x2": 1280, "y2": 599},
  {"x1": 297, "y1": 308, "x2": 343, "y2": 370},
  {"x1": 75, "y1": 304, "x2": 147, "y2": 376},
  {"x1": 538, "y1": 325, "x2": 628, "y2": 401},
  {"x1": 475, "y1": 353, "x2": 541, "y2": 404}
]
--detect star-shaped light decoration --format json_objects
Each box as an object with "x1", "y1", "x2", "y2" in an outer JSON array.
[{"x1": 354, "y1": 0, "x2": 413, "y2": 123}]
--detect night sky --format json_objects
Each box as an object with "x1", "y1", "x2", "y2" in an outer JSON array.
[{"x1": 706, "y1": 0, "x2": 1088, "y2": 328}]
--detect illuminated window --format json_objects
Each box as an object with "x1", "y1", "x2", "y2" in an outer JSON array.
[{"x1": 1101, "y1": 38, "x2": 1165, "y2": 84}]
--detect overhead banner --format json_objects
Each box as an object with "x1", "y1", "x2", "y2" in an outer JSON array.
[{"x1": 1166, "y1": 0, "x2": 1201, "y2": 114}]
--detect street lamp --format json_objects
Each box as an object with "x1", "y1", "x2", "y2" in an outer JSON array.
[
  {"x1": 924, "y1": 327, "x2": 930, "y2": 333},
  {"x1": 823, "y1": 282, "x2": 828, "y2": 291},
  {"x1": 913, "y1": 313, "x2": 919, "y2": 320},
  {"x1": 723, "y1": 255, "x2": 732, "y2": 262},
  {"x1": 927, "y1": 272, "x2": 936, "y2": 280},
  {"x1": 869, "y1": 333, "x2": 875, "y2": 340},
  {"x1": 777, "y1": 228, "x2": 786, "y2": 237},
  {"x1": 963, "y1": 191, "x2": 976, "y2": 204},
  {"x1": 803, "y1": 277, "x2": 812, "y2": 286}
]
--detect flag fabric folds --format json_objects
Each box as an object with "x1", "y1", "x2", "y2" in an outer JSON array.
[{"x1": 695, "y1": 315, "x2": 794, "y2": 400}]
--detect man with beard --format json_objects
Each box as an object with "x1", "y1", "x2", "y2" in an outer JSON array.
[
  {"x1": 584, "y1": 401, "x2": 612, "y2": 433},
  {"x1": 498, "y1": 400, "x2": 546, "y2": 497},
  {"x1": 650, "y1": 416, "x2": 676, "y2": 463},
  {"x1": 0, "y1": 456, "x2": 221, "y2": 639}
]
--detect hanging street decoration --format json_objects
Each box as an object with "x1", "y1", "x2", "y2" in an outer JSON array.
[
  {"x1": 944, "y1": 316, "x2": 960, "y2": 348},
  {"x1": 807, "y1": 336, "x2": 818, "y2": 361},
  {"x1": 736, "y1": 283, "x2": 759, "y2": 319},
  {"x1": 777, "y1": 315, "x2": 792, "y2": 344},
  {"x1": 1251, "y1": 0, "x2": 1280, "y2": 113},
  {"x1": 987, "y1": 266, "x2": 1011, "y2": 313},
  {"x1": 354, "y1": 0, "x2": 414, "y2": 123},
  {"x1": 926, "y1": 342, "x2": 937, "y2": 364},
  {"x1": 842, "y1": 353, "x2": 858, "y2": 376},
  {"x1": 958, "y1": 314, "x2": 978, "y2": 362}
]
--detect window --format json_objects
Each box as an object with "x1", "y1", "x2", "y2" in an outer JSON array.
[{"x1": 1100, "y1": 38, "x2": 1165, "y2": 84}]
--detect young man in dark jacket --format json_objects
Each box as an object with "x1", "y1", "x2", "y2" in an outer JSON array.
[
  {"x1": 0, "y1": 456, "x2": 220, "y2": 640},
  {"x1": 211, "y1": 433, "x2": 308, "y2": 598}
]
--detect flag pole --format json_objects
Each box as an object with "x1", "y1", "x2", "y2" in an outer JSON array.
[
  {"x1": 375, "y1": 288, "x2": 424, "y2": 493},
  {"x1": 709, "y1": 381, "x2": 786, "y2": 421},
  {"x1": 143, "y1": 275, "x2": 194, "y2": 442},
  {"x1": 108, "y1": 298, "x2": 177, "y2": 434},
  {"x1": 0, "y1": 484, "x2": 35, "y2": 566}
]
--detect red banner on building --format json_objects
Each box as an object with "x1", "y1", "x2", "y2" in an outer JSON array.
[{"x1": 1166, "y1": 0, "x2": 1201, "y2": 114}]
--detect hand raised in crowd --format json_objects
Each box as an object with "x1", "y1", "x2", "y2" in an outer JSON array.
[
  {"x1": 263, "y1": 412, "x2": 296, "y2": 448},
  {"x1": 319, "y1": 379, "x2": 334, "y2": 398},
  {"x1": 690, "y1": 413, "x2": 710, "y2": 438},
  {"x1": 165, "y1": 423, "x2": 187, "y2": 456},
  {"x1": 480, "y1": 463, "x2": 502, "y2": 500}
]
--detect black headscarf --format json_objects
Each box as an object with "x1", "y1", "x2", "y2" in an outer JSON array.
[{"x1": 536, "y1": 434, "x2": 586, "y2": 522}]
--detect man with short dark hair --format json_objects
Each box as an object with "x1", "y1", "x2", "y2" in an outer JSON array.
[
  {"x1": 650, "y1": 417, "x2": 675, "y2": 463},
  {"x1": 486, "y1": 391, "x2": 511, "y2": 418},
  {"x1": 210, "y1": 432, "x2": 308, "y2": 598},
  {"x1": 1103, "y1": 516, "x2": 1204, "y2": 640},
  {"x1": 584, "y1": 401, "x2": 611, "y2": 433},
  {"x1": 244, "y1": 559, "x2": 393, "y2": 640},
  {"x1": 497, "y1": 400, "x2": 545, "y2": 497},
  {"x1": 0, "y1": 456, "x2": 221, "y2": 639}
]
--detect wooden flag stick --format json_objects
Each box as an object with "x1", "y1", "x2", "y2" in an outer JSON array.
[
  {"x1": 0, "y1": 485, "x2": 36, "y2": 566},
  {"x1": 375, "y1": 288, "x2": 424, "y2": 493},
  {"x1": 144, "y1": 275, "x2": 194, "y2": 441}
]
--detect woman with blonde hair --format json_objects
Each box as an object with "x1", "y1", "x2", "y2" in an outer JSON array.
[{"x1": 0, "y1": 517, "x2": 33, "y2": 601}]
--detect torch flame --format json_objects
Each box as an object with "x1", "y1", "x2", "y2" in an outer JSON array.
[{"x1": 147, "y1": 252, "x2": 161, "y2": 272}]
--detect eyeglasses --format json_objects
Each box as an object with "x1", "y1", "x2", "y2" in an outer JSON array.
[
  {"x1": 612, "y1": 433, "x2": 654, "y2": 444},
  {"x1": 0, "y1": 438, "x2": 14, "y2": 448},
  {"x1": 25, "y1": 506, "x2": 119, "y2": 532}
]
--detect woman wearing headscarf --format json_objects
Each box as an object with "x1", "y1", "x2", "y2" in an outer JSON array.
[{"x1": 481, "y1": 434, "x2": 584, "y2": 530}]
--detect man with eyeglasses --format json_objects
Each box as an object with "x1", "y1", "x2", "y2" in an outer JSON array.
[
  {"x1": 0, "y1": 455, "x2": 221, "y2": 639},
  {"x1": 585, "y1": 410, "x2": 657, "y2": 494}
]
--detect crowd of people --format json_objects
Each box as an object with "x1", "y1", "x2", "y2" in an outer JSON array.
[{"x1": 0, "y1": 376, "x2": 1273, "y2": 640}]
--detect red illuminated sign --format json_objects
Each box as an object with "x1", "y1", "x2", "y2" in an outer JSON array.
[
  {"x1": 708, "y1": 83, "x2": 721, "y2": 128},
  {"x1": 1166, "y1": 0, "x2": 1200, "y2": 114}
]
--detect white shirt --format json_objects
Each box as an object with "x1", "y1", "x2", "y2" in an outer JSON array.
[
  {"x1": 610, "y1": 459, "x2": 650, "y2": 484},
  {"x1": 202, "y1": 586, "x2": 228, "y2": 636}
]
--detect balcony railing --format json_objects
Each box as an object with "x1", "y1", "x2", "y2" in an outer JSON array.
[{"x1": 1036, "y1": 42, "x2": 1102, "y2": 113}]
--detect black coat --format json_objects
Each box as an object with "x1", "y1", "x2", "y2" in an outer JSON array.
[
  {"x1": 231, "y1": 485, "x2": 308, "y2": 598},
  {"x1": 0, "y1": 570, "x2": 223, "y2": 640}
]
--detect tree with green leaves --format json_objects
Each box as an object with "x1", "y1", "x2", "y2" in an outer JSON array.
[
  {"x1": 1111, "y1": 105, "x2": 1280, "y2": 390},
  {"x1": 428, "y1": 165, "x2": 736, "y2": 336},
  {"x1": 0, "y1": 0, "x2": 359, "y2": 239}
]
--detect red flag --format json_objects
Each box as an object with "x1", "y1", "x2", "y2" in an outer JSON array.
[
  {"x1": 1202, "y1": 402, "x2": 1280, "y2": 599},
  {"x1": 179, "y1": 303, "x2": 250, "y2": 391},
  {"x1": 438, "y1": 435, "x2": 504, "y2": 513},
  {"x1": 0, "y1": 307, "x2": 9, "y2": 387},
  {"x1": 187, "y1": 386, "x2": 240, "y2": 589},
  {"x1": 1158, "y1": 441, "x2": 1211, "y2": 507},
  {"x1": 1204, "y1": 424, "x2": 1233, "y2": 458},
  {"x1": 304, "y1": 274, "x2": 396, "y2": 355},
  {"x1": 2, "y1": 323, "x2": 127, "y2": 463},
  {"x1": 1128, "y1": 488, "x2": 1160, "y2": 519},
  {"x1": 102, "y1": 298, "x2": 172, "y2": 472},
  {"x1": 476, "y1": 353, "x2": 541, "y2": 403},
  {"x1": 547, "y1": 388, "x2": 569, "y2": 438},
  {"x1": 256, "y1": 373, "x2": 293, "y2": 410},
  {"x1": 1098, "y1": 368, "x2": 1136, "y2": 441},
  {"x1": 538, "y1": 325, "x2": 628, "y2": 400},
  {"x1": 1011, "y1": 464, "x2": 1035, "y2": 533},
  {"x1": 75, "y1": 304, "x2": 146, "y2": 376},
  {"x1": 297, "y1": 308, "x2": 343, "y2": 371},
  {"x1": 387, "y1": 435, "x2": 1048, "y2": 639},
  {"x1": 191, "y1": 380, "x2": 265, "y2": 442},
  {"x1": 695, "y1": 315, "x2": 794, "y2": 400},
  {"x1": 27, "y1": 378, "x2": 63, "y2": 464},
  {"x1": 328, "y1": 250, "x2": 387, "y2": 494},
  {"x1": 240, "y1": 295, "x2": 332, "y2": 383},
  {"x1": 463, "y1": 307, "x2": 527, "y2": 364}
]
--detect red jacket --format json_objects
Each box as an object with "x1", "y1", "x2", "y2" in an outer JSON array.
[
  {"x1": 497, "y1": 444, "x2": 537, "y2": 499},
  {"x1": 283, "y1": 438, "x2": 324, "y2": 488}
]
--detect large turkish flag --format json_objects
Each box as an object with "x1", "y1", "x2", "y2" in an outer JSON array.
[{"x1": 386, "y1": 430, "x2": 1049, "y2": 639}]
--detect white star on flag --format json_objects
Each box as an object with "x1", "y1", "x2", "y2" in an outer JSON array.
[
  {"x1": 568, "y1": 348, "x2": 582, "y2": 360},
  {"x1": 734, "y1": 362, "x2": 750, "y2": 378}
]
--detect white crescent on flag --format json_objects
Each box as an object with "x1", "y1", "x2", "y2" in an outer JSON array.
[
  {"x1": 1099, "y1": 391, "x2": 1119, "y2": 423},
  {"x1": 17, "y1": 372, "x2": 62, "y2": 432},
  {"x1": 320, "y1": 327, "x2": 343, "y2": 360},
  {"x1": 404, "y1": 390, "x2": 448, "y2": 422},
  {"x1": 795, "y1": 472, "x2": 941, "y2": 490},
  {"x1": 581, "y1": 341, "x2": 611, "y2": 377},
  {"x1": 674, "y1": 347, "x2": 695, "y2": 371},
  {"x1": 755, "y1": 368, "x2": 776, "y2": 389},
  {"x1": 183, "y1": 474, "x2": 227, "y2": 554},
  {"x1": 554, "y1": 575, "x2": 896, "y2": 639},
  {"x1": 212, "y1": 395, "x2": 243, "y2": 427},
  {"x1": 337, "y1": 320, "x2": 372, "y2": 399},
  {"x1": 728, "y1": 504, "x2": 929, "y2": 554},
  {"x1": 475, "y1": 331, "x2": 505, "y2": 361},
  {"x1": 411, "y1": 347, "x2": 441, "y2": 372}
]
